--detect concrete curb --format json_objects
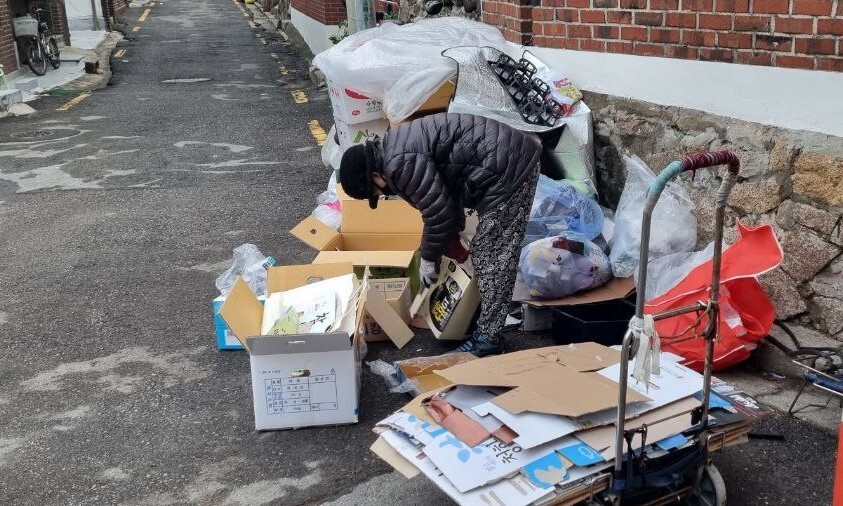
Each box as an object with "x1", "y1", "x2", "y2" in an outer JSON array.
[
  {"x1": 241, "y1": 3, "x2": 325, "y2": 87},
  {"x1": 60, "y1": 31, "x2": 124, "y2": 93}
]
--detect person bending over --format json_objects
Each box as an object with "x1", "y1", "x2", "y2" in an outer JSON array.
[{"x1": 338, "y1": 112, "x2": 541, "y2": 356}]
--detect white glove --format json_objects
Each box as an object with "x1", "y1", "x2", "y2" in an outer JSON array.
[{"x1": 420, "y1": 258, "x2": 440, "y2": 288}]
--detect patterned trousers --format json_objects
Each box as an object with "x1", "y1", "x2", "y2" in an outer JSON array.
[{"x1": 470, "y1": 166, "x2": 540, "y2": 342}]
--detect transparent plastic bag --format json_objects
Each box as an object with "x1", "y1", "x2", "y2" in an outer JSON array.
[
  {"x1": 368, "y1": 354, "x2": 477, "y2": 395},
  {"x1": 313, "y1": 18, "x2": 508, "y2": 122},
  {"x1": 637, "y1": 242, "x2": 715, "y2": 301},
  {"x1": 609, "y1": 155, "x2": 697, "y2": 278},
  {"x1": 312, "y1": 178, "x2": 342, "y2": 230},
  {"x1": 367, "y1": 360, "x2": 417, "y2": 394},
  {"x1": 312, "y1": 205, "x2": 342, "y2": 230},
  {"x1": 514, "y1": 234, "x2": 612, "y2": 301},
  {"x1": 524, "y1": 175, "x2": 604, "y2": 245},
  {"x1": 215, "y1": 244, "x2": 273, "y2": 297}
]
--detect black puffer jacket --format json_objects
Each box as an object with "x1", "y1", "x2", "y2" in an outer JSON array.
[{"x1": 375, "y1": 112, "x2": 542, "y2": 262}]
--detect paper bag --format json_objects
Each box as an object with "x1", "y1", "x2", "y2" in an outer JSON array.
[{"x1": 424, "y1": 257, "x2": 480, "y2": 340}]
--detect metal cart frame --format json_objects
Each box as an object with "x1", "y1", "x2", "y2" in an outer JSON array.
[{"x1": 605, "y1": 150, "x2": 741, "y2": 505}]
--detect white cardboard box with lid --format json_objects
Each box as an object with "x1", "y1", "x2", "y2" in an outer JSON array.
[{"x1": 219, "y1": 263, "x2": 413, "y2": 430}]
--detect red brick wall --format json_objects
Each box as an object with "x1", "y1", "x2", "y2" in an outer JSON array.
[
  {"x1": 291, "y1": 0, "x2": 347, "y2": 25},
  {"x1": 0, "y1": 0, "x2": 17, "y2": 73},
  {"x1": 481, "y1": 0, "x2": 843, "y2": 71},
  {"x1": 50, "y1": 1, "x2": 71, "y2": 46}
]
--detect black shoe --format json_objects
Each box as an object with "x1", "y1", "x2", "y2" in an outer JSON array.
[{"x1": 448, "y1": 331, "x2": 504, "y2": 357}]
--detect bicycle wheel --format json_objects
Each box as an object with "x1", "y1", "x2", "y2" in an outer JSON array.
[
  {"x1": 27, "y1": 40, "x2": 47, "y2": 76},
  {"x1": 48, "y1": 38, "x2": 60, "y2": 69}
]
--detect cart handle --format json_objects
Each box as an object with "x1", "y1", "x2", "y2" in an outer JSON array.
[{"x1": 649, "y1": 149, "x2": 740, "y2": 205}]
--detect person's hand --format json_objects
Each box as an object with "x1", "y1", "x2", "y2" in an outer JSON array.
[
  {"x1": 420, "y1": 258, "x2": 440, "y2": 288},
  {"x1": 444, "y1": 233, "x2": 469, "y2": 264}
]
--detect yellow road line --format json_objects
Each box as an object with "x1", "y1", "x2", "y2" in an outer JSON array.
[
  {"x1": 308, "y1": 120, "x2": 327, "y2": 146},
  {"x1": 138, "y1": 8, "x2": 151, "y2": 22},
  {"x1": 57, "y1": 92, "x2": 91, "y2": 112},
  {"x1": 132, "y1": 26, "x2": 140, "y2": 32},
  {"x1": 291, "y1": 90, "x2": 308, "y2": 104},
  {"x1": 114, "y1": 49, "x2": 126, "y2": 57}
]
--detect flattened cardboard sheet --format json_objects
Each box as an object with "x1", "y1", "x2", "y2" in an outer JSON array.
[
  {"x1": 434, "y1": 344, "x2": 649, "y2": 418},
  {"x1": 525, "y1": 277, "x2": 635, "y2": 308}
]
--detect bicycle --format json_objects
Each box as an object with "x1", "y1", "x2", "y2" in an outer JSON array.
[{"x1": 24, "y1": 8, "x2": 60, "y2": 76}]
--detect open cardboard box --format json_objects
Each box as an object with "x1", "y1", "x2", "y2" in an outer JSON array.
[
  {"x1": 291, "y1": 187, "x2": 425, "y2": 294},
  {"x1": 219, "y1": 263, "x2": 414, "y2": 430},
  {"x1": 360, "y1": 278, "x2": 412, "y2": 342}
]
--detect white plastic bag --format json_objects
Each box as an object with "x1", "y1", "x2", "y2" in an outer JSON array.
[
  {"x1": 215, "y1": 244, "x2": 273, "y2": 297},
  {"x1": 313, "y1": 18, "x2": 509, "y2": 122},
  {"x1": 320, "y1": 125, "x2": 342, "y2": 171},
  {"x1": 610, "y1": 155, "x2": 697, "y2": 278},
  {"x1": 514, "y1": 234, "x2": 612, "y2": 301}
]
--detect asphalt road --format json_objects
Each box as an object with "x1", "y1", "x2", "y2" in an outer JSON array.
[{"x1": 0, "y1": 0, "x2": 835, "y2": 504}]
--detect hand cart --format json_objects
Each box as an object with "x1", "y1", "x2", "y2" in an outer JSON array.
[{"x1": 601, "y1": 150, "x2": 741, "y2": 506}]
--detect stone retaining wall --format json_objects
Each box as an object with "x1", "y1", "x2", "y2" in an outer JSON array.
[{"x1": 587, "y1": 91, "x2": 843, "y2": 339}]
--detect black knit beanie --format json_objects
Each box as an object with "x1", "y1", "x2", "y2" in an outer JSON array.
[{"x1": 339, "y1": 143, "x2": 379, "y2": 209}]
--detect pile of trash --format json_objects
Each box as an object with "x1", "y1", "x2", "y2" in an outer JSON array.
[
  {"x1": 310, "y1": 17, "x2": 710, "y2": 311},
  {"x1": 210, "y1": 13, "x2": 780, "y2": 442},
  {"x1": 371, "y1": 343, "x2": 771, "y2": 505}
]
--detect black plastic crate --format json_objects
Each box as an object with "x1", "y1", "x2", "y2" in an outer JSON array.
[{"x1": 550, "y1": 299, "x2": 636, "y2": 347}]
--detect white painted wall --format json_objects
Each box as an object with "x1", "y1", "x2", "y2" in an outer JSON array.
[
  {"x1": 521, "y1": 46, "x2": 843, "y2": 138},
  {"x1": 65, "y1": 0, "x2": 104, "y2": 31},
  {"x1": 291, "y1": 7, "x2": 340, "y2": 57}
]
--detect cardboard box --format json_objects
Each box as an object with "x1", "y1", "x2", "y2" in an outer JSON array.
[
  {"x1": 434, "y1": 342, "x2": 649, "y2": 418},
  {"x1": 416, "y1": 78, "x2": 456, "y2": 113},
  {"x1": 213, "y1": 295, "x2": 265, "y2": 350},
  {"x1": 219, "y1": 263, "x2": 413, "y2": 430},
  {"x1": 335, "y1": 117, "x2": 390, "y2": 150},
  {"x1": 388, "y1": 79, "x2": 456, "y2": 128},
  {"x1": 291, "y1": 190, "x2": 425, "y2": 294},
  {"x1": 360, "y1": 278, "x2": 412, "y2": 342},
  {"x1": 424, "y1": 257, "x2": 480, "y2": 340},
  {"x1": 327, "y1": 78, "x2": 383, "y2": 124}
]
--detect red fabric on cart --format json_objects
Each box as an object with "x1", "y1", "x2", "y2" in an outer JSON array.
[{"x1": 645, "y1": 222, "x2": 783, "y2": 371}]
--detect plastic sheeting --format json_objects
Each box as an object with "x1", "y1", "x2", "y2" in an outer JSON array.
[
  {"x1": 313, "y1": 18, "x2": 509, "y2": 122},
  {"x1": 444, "y1": 46, "x2": 597, "y2": 194}
]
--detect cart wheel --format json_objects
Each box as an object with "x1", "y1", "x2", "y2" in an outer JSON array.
[{"x1": 680, "y1": 463, "x2": 727, "y2": 506}]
